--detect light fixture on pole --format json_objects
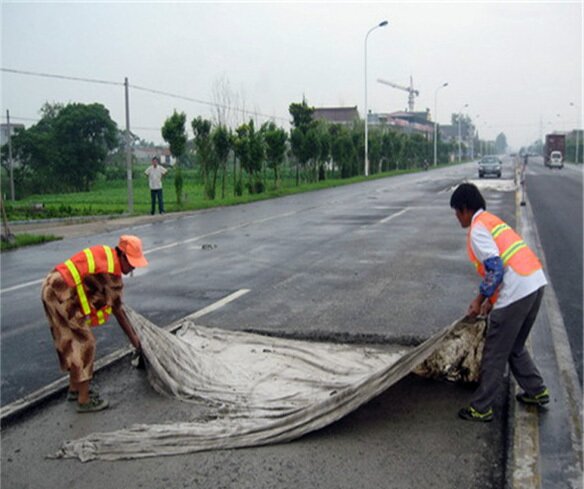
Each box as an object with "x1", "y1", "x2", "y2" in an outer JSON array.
[
  {"x1": 458, "y1": 103, "x2": 469, "y2": 163},
  {"x1": 570, "y1": 102, "x2": 580, "y2": 164},
  {"x1": 364, "y1": 19, "x2": 388, "y2": 177},
  {"x1": 433, "y1": 82, "x2": 448, "y2": 166}
]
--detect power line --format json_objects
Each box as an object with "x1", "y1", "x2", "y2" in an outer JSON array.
[
  {"x1": 2, "y1": 67, "x2": 290, "y2": 124},
  {"x1": 1, "y1": 67, "x2": 122, "y2": 87},
  {"x1": 1, "y1": 116, "x2": 39, "y2": 123},
  {"x1": 129, "y1": 83, "x2": 289, "y2": 123}
]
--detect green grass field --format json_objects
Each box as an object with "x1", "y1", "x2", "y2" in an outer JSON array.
[{"x1": 3, "y1": 165, "x2": 421, "y2": 221}]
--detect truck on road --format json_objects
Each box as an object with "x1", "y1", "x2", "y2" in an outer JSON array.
[{"x1": 544, "y1": 134, "x2": 565, "y2": 168}]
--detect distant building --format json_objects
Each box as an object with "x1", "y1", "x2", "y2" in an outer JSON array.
[
  {"x1": 313, "y1": 106, "x2": 360, "y2": 126},
  {"x1": 368, "y1": 110, "x2": 434, "y2": 137},
  {"x1": 133, "y1": 145, "x2": 175, "y2": 166},
  {"x1": 438, "y1": 123, "x2": 477, "y2": 158},
  {"x1": 437, "y1": 125, "x2": 458, "y2": 143},
  {"x1": 0, "y1": 123, "x2": 25, "y2": 146}
]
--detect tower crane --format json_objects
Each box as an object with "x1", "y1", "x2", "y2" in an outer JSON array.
[{"x1": 377, "y1": 76, "x2": 419, "y2": 112}]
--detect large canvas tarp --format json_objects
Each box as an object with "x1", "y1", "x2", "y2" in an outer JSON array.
[{"x1": 53, "y1": 310, "x2": 485, "y2": 462}]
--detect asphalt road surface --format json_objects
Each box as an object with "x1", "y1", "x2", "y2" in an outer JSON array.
[
  {"x1": 2, "y1": 159, "x2": 580, "y2": 489},
  {"x1": 1, "y1": 162, "x2": 516, "y2": 405},
  {"x1": 523, "y1": 157, "x2": 583, "y2": 384}
]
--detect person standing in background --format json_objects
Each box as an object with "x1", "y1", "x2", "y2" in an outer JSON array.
[{"x1": 145, "y1": 156, "x2": 167, "y2": 215}]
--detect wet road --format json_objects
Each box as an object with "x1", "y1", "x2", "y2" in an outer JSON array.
[
  {"x1": 2, "y1": 159, "x2": 580, "y2": 489},
  {"x1": 2, "y1": 161, "x2": 522, "y2": 489},
  {"x1": 524, "y1": 158, "x2": 583, "y2": 383},
  {"x1": 1, "y1": 162, "x2": 515, "y2": 406}
]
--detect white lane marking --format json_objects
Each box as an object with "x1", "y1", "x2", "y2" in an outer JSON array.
[
  {"x1": 175, "y1": 288, "x2": 250, "y2": 324},
  {"x1": 1, "y1": 278, "x2": 44, "y2": 294},
  {"x1": 146, "y1": 209, "x2": 303, "y2": 254},
  {"x1": 0, "y1": 289, "x2": 251, "y2": 419},
  {"x1": 1, "y1": 208, "x2": 305, "y2": 294},
  {"x1": 378, "y1": 208, "x2": 409, "y2": 224}
]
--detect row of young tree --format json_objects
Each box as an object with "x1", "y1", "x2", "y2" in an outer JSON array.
[
  {"x1": 162, "y1": 99, "x2": 459, "y2": 203},
  {"x1": 1, "y1": 99, "x2": 460, "y2": 201}
]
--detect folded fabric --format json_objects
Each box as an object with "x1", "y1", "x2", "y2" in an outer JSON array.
[{"x1": 53, "y1": 310, "x2": 485, "y2": 462}]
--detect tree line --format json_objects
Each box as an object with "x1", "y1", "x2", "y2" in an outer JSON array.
[{"x1": 1, "y1": 99, "x2": 461, "y2": 202}]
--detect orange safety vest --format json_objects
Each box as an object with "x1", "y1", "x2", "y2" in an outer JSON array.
[
  {"x1": 55, "y1": 245, "x2": 122, "y2": 327},
  {"x1": 467, "y1": 211, "x2": 542, "y2": 304}
]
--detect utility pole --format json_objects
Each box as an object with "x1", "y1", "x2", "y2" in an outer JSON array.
[
  {"x1": 457, "y1": 104, "x2": 468, "y2": 163},
  {"x1": 570, "y1": 102, "x2": 580, "y2": 164},
  {"x1": 433, "y1": 82, "x2": 448, "y2": 166},
  {"x1": 124, "y1": 77, "x2": 134, "y2": 214},
  {"x1": 6, "y1": 110, "x2": 15, "y2": 201},
  {"x1": 0, "y1": 192, "x2": 14, "y2": 244}
]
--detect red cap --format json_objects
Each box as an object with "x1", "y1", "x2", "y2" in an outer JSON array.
[{"x1": 118, "y1": 235, "x2": 148, "y2": 268}]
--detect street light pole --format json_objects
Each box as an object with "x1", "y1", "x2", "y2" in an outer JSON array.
[
  {"x1": 364, "y1": 19, "x2": 388, "y2": 177},
  {"x1": 124, "y1": 77, "x2": 134, "y2": 214},
  {"x1": 433, "y1": 82, "x2": 448, "y2": 166},
  {"x1": 458, "y1": 103, "x2": 468, "y2": 163},
  {"x1": 570, "y1": 102, "x2": 580, "y2": 164},
  {"x1": 471, "y1": 114, "x2": 480, "y2": 160},
  {"x1": 5, "y1": 110, "x2": 15, "y2": 201}
]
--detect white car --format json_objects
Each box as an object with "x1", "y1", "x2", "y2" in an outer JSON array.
[{"x1": 549, "y1": 150, "x2": 563, "y2": 169}]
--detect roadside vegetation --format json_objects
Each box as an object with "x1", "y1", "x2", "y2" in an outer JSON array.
[
  {"x1": 1, "y1": 165, "x2": 421, "y2": 220},
  {"x1": 1, "y1": 97, "x2": 468, "y2": 224},
  {"x1": 0, "y1": 233, "x2": 61, "y2": 252}
]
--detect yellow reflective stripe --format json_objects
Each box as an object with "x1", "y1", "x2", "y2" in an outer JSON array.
[
  {"x1": 491, "y1": 223, "x2": 510, "y2": 239},
  {"x1": 104, "y1": 246, "x2": 114, "y2": 273},
  {"x1": 64, "y1": 259, "x2": 91, "y2": 315},
  {"x1": 83, "y1": 248, "x2": 95, "y2": 273},
  {"x1": 104, "y1": 306, "x2": 112, "y2": 314},
  {"x1": 96, "y1": 310, "x2": 105, "y2": 324},
  {"x1": 501, "y1": 240, "x2": 527, "y2": 265},
  {"x1": 64, "y1": 259, "x2": 82, "y2": 285},
  {"x1": 76, "y1": 284, "x2": 91, "y2": 316}
]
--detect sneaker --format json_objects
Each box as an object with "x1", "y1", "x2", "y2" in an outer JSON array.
[
  {"x1": 516, "y1": 388, "x2": 550, "y2": 406},
  {"x1": 76, "y1": 397, "x2": 109, "y2": 413},
  {"x1": 458, "y1": 406, "x2": 493, "y2": 422},
  {"x1": 67, "y1": 389, "x2": 98, "y2": 402}
]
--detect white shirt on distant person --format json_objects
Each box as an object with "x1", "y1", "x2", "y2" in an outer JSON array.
[{"x1": 145, "y1": 163, "x2": 167, "y2": 190}]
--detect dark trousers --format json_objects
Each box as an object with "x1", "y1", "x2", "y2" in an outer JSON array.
[
  {"x1": 471, "y1": 287, "x2": 546, "y2": 412},
  {"x1": 150, "y1": 189, "x2": 164, "y2": 214}
]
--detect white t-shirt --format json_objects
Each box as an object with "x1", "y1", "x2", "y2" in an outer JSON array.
[
  {"x1": 145, "y1": 164, "x2": 167, "y2": 190},
  {"x1": 470, "y1": 209, "x2": 547, "y2": 309}
]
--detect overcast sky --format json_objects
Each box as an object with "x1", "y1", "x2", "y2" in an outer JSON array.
[{"x1": 1, "y1": 1, "x2": 582, "y2": 150}]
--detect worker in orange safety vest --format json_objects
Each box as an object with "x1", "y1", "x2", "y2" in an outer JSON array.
[
  {"x1": 450, "y1": 183, "x2": 549, "y2": 422},
  {"x1": 41, "y1": 235, "x2": 148, "y2": 413}
]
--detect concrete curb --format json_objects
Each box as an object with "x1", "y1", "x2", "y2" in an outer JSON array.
[
  {"x1": 0, "y1": 345, "x2": 134, "y2": 425},
  {"x1": 0, "y1": 290, "x2": 255, "y2": 425},
  {"x1": 505, "y1": 170, "x2": 541, "y2": 488},
  {"x1": 521, "y1": 192, "x2": 583, "y2": 473},
  {"x1": 507, "y1": 170, "x2": 583, "y2": 488}
]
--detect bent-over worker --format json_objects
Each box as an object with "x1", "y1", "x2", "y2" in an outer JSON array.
[
  {"x1": 450, "y1": 183, "x2": 549, "y2": 422},
  {"x1": 41, "y1": 235, "x2": 148, "y2": 413}
]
